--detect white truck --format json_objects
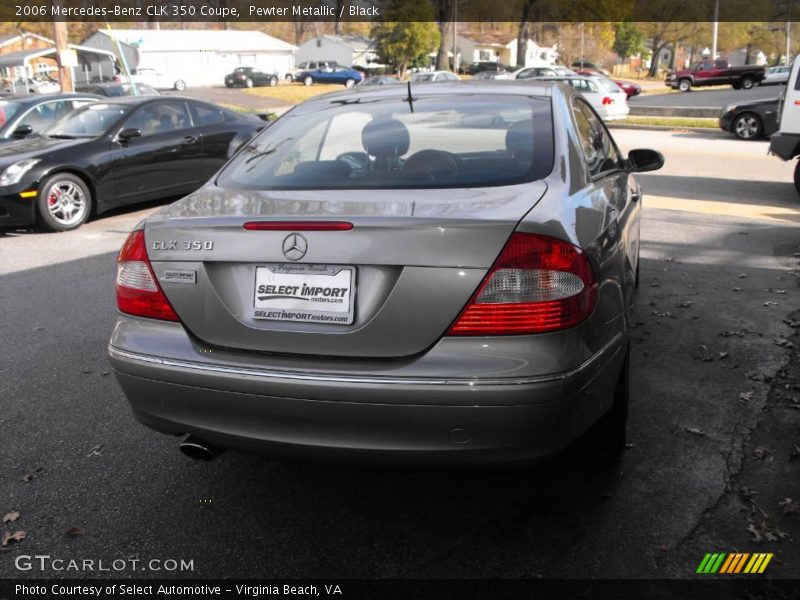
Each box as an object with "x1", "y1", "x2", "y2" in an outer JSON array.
[{"x1": 769, "y1": 56, "x2": 800, "y2": 193}]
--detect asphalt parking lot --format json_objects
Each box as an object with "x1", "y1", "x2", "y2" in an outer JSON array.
[{"x1": 0, "y1": 128, "x2": 798, "y2": 580}]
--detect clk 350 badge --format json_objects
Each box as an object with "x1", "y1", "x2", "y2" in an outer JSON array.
[{"x1": 152, "y1": 240, "x2": 214, "y2": 251}]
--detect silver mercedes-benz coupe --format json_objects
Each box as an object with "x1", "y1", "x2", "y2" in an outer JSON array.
[{"x1": 108, "y1": 81, "x2": 663, "y2": 466}]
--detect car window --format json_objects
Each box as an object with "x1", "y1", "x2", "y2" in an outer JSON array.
[
  {"x1": 19, "y1": 100, "x2": 74, "y2": 131},
  {"x1": 0, "y1": 101, "x2": 22, "y2": 127},
  {"x1": 47, "y1": 103, "x2": 128, "y2": 137},
  {"x1": 124, "y1": 102, "x2": 191, "y2": 136},
  {"x1": 217, "y1": 95, "x2": 554, "y2": 190},
  {"x1": 190, "y1": 102, "x2": 225, "y2": 126},
  {"x1": 572, "y1": 98, "x2": 620, "y2": 178}
]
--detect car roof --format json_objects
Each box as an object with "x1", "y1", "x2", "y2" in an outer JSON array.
[{"x1": 80, "y1": 95, "x2": 184, "y2": 106}]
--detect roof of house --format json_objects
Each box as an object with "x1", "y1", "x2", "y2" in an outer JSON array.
[
  {"x1": 459, "y1": 32, "x2": 517, "y2": 47},
  {"x1": 302, "y1": 35, "x2": 374, "y2": 51},
  {"x1": 0, "y1": 32, "x2": 54, "y2": 47},
  {"x1": 97, "y1": 29, "x2": 296, "y2": 53}
]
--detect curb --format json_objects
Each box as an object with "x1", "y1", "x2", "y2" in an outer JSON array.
[
  {"x1": 608, "y1": 123, "x2": 728, "y2": 135},
  {"x1": 629, "y1": 106, "x2": 721, "y2": 118}
]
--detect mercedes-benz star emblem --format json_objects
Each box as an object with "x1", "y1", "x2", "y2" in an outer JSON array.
[{"x1": 282, "y1": 233, "x2": 308, "y2": 261}]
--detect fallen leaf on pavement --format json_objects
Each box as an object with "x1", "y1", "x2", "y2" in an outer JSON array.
[
  {"x1": 683, "y1": 427, "x2": 706, "y2": 437},
  {"x1": 719, "y1": 330, "x2": 745, "y2": 337},
  {"x1": 738, "y1": 274, "x2": 748, "y2": 279},
  {"x1": 64, "y1": 527, "x2": 85, "y2": 538},
  {"x1": 739, "y1": 391, "x2": 754, "y2": 402},
  {"x1": 752, "y1": 447, "x2": 773, "y2": 462},
  {"x1": 747, "y1": 522, "x2": 764, "y2": 544},
  {"x1": 676, "y1": 301, "x2": 694, "y2": 308},
  {"x1": 0, "y1": 530, "x2": 26, "y2": 547},
  {"x1": 2, "y1": 512, "x2": 19, "y2": 524},
  {"x1": 745, "y1": 371, "x2": 771, "y2": 383},
  {"x1": 764, "y1": 301, "x2": 779, "y2": 307},
  {"x1": 731, "y1": 287, "x2": 742, "y2": 292},
  {"x1": 778, "y1": 498, "x2": 800, "y2": 515}
]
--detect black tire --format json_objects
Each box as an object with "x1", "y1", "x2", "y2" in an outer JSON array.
[
  {"x1": 303, "y1": 76, "x2": 313, "y2": 86},
  {"x1": 793, "y1": 161, "x2": 800, "y2": 195},
  {"x1": 591, "y1": 342, "x2": 630, "y2": 455},
  {"x1": 269, "y1": 76, "x2": 278, "y2": 87},
  {"x1": 732, "y1": 113, "x2": 764, "y2": 140},
  {"x1": 245, "y1": 78, "x2": 254, "y2": 88},
  {"x1": 173, "y1": 79, "x2": 186, "y2": 91},
  {"x1": 741, "y1": 76, "x2": 754, "y2": 90},
  {"x1": 285, "y1": 74, "x2": 294, "y2": 82},
  {"x1": 732, "y1": 82, "x2": 742, "y2": 90},
  {"x1": 224, "y1": 81, "x2": 233, "y2": 88},
  {"x1": 677, "y1": 78, "x2": 691, "y2": 92},
  {"x1": 344, "y1": 78, "x2": 356, "y2": 88},
  {"x1": 36, "y1": 173, "x2": 92, "y2": 232}
]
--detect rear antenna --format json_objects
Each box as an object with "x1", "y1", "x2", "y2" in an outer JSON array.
[{"x1": 405, "y1": 80, "x2": 415, "y2": 113}]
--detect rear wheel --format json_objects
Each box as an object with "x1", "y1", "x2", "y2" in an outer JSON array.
[
  {"x1": 36, "y1": 173, "x2": 92, "y2": 232},
  {"x1": 245, "y1": 78, "x2": 254, "y2": 88},
  {"x1": 741, "y1": 76, "x2": 755, "y2": 90},
  {"x1": 303, "y1": 76, "x2": 313, "y2": 86},
  {"x1": 285, "y1": 74, "x2": 294, "y2": 82},
  {"x1": 173, "y1": 79, "x2": 186, "y2": 91},
  {"x1": 733, "y1": 113, "x2": 763, "y2": 140},
  {"x1": 224, "y1": 81, "x2": 233, "y2": 88},
  {"x1": 678, "y1": 78, "x2": 691, "y2": 92},
  {"x1": 269, "y1": 76, "x2": 278, "y2": 87},
  {"x1": 793, "y1": 161, "x2": 800, "y2": 195},
  {"x1": 344, "y1": 78, "x2": 356, "y2": 88}
]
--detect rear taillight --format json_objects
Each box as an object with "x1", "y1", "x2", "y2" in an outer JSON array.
[
  {"x1": 602, "y1": 96, "x2": 615, "y2": 105},
  {"x1": 447, "y1": 233, "x2": 597, "y2": 336},
  {"x1": 115, "y1": 230, "x2": 179, "y2": 321}
]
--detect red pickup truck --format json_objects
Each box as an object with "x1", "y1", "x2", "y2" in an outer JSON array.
[{"x1": 665, "y1": 59, "x2": 766, "y2": 92}]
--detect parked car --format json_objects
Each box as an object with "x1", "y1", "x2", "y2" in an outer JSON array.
[
  {"x1": 762, "y1": 65, "x2": 791, "y2": 85},
  {"x1": 463, "y1": 62, "x2": 509, "y2": 75},
  {"x1": 107, "y1": 80, "x2": 664, "y2": 466},
  {"x1": 76, "y1": 82, "x2": 160, "y2": 97},
  {"x1": 496, "y1": 66, "x2": 576, "y2": 80},
  {"x1": 574, "y1": 70, "x2": 641, "y2": 98},
  {"x1": 572, "y1": 59, "x2": 605, "y2": 72},
  {"x1": 665, "y1": 59, "x2": 766, "y2": 91},
  {"x1": 0, "y1": 93, "x2": 100, "y2": 143},
  {"x1": 4, "y1": 76, "x2": 60, "y2": 95},
  {"x1": 131, "y1": 68, "x2": 187, "y2": 91},
  {"x1": 408, "y1": 70, "x2": 460, "y2": 83},
  {"x1": 541, "y1": 76, "x2": 629, "y2": 121},
  {"x1": 472, "y1": 71, "x2": 507, "y2": 80},
  {"x1": 0, "y1": 97, "x2": 264, "y2": 231},
  {"x1": 296, "y1": 65, "x2": 363, "y2": 87},
  {"x1": 224, "y1": 67, "x2": 278, "y2": 89},
  {"x1": 359, "y1": 76, "x2": 401, "y2": 86},
  {"x1": 285, "y1": 61, "x2": 338, "y2": 82},
  {"x1": 719, "y1": 97, "x2": 780, "y2": 140}
]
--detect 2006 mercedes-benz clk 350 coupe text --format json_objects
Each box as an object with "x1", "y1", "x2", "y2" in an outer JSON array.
[{"x1": 108, "y1": 81, "x2": 664, "y2": 466}]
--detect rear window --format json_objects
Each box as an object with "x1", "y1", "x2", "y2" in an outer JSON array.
[{"x1": 216, "y1": 95, "x2": 553, "y2": 190}]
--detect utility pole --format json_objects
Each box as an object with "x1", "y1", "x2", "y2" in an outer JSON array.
[
  {"x1": 787, "y1": 0, "x2": 793, "y2": 65},
  {"x1": 53, "y1": 20, "x2": 73, "y2": 92},
  {"x1": 452, "y1": 0, "x2": 458, "y2": 73},
  {"x1": 711, "y1": 0, "x2": 719, "y2": 60}
]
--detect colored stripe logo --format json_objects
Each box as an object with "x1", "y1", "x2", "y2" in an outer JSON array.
[{"x1": 696, "y1": 552, "x2": 773, "y2": 574}]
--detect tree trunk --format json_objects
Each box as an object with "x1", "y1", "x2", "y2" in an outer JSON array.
[
  {"x1": 436, "y1": 21, "x2": 450, "y2": 70},
  {"x1": 334, "y1": 0, "x2": 343, "y2": 35},
  {"x1": 648, "y1": 37, "x2": 662, "y2": 77},
  {"x1": 517, "y1": 22, "x2": 529, "y2": 68}
]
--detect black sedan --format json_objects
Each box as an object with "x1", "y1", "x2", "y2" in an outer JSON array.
[
  {"x1": 719, "y1": 97, "x2": 780, "y2": 140},
  {"x1": 0, "y1": 97, "x2": 264, "y2": 231},
  {"x1": 224, "y1": 67, "x2": 278, "y2": 88},
  {"x1": 0, "y1": 93, "x2": 100, "y2": 143}
]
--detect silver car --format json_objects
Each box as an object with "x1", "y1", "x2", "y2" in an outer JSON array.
[{"x1": 108, "y1": 81, "x2": 663, "y2": 466}]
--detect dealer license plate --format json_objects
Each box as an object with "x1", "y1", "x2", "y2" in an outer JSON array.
[{"x1": 253, "y1": 264, "x2": 355, "y2": 325}]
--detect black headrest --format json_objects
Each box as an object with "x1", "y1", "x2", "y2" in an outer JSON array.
[
  {"x1": 362, "y1": 118, "x2": 410, "y2": 158},
  {"x1": 505, "y1": 119, "x2": 534, "y2": 160}
]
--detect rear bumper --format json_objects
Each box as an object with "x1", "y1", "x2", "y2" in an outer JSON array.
[
  {"x1": 108, "y1": 317, "x2": 627, "y2": 466},
  {"x1": 769, "y1": 132, "x2": 800, "y2": 160}
]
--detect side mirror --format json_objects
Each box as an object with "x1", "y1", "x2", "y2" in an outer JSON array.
[
  {"x1": 626, "y1": 148, "x2": 664, "y2": 172},
  {"x1": 118, "y1": 128, "x2": 141, "y2": 142},
  {"x1": 12, "y1": 124, "x2": 33, "y2": 138}
]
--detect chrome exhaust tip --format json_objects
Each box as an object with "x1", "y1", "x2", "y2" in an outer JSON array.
[{"x1": 179, "y1": 435, "x2": 222, "y2": 461}]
